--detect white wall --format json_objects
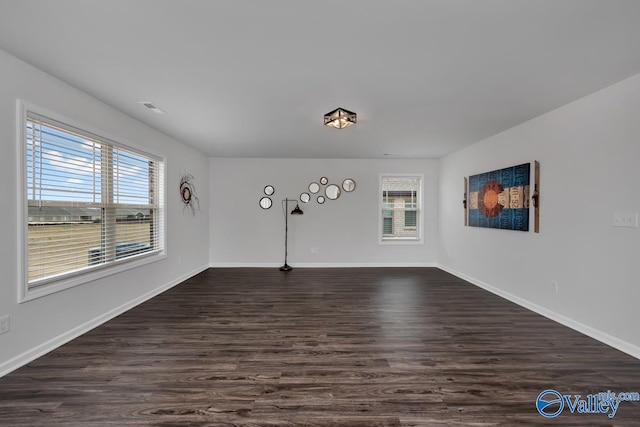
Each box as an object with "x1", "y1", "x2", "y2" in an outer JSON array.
[
  {"x1": 0, "y1": 49, "x2": 210, "y2": 375},
  {"x1": 438, "y1": 72, "x2": 640, "y2": 358},
  {"x1": 210, "y1": 158, "x2": 438, "y2": 266}
]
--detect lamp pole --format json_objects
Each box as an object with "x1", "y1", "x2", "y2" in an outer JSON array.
[{"x1": 280, "y1": 198, "x2": 303, "y2": 271}]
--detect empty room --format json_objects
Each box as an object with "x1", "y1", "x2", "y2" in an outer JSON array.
[{"x1": 1, "y1": 1, "x2": 639, "y2": 425}]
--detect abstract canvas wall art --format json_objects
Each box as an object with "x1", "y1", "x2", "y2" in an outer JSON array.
[{"x1": 468, "y1": 163, "x2": 530, "y2": 231}]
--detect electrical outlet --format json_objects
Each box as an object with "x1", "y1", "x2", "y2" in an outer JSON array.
[
  {"x1": 310, "y1": 247, "x2": 319, "y2": 254},
  {"x1": 0, "y1": 315, "x2": 9, "y2": 335},
  {"x1": 613, "y1": 212, "x2": 638, "y2": 228},
  {"x1": 551, "y1": 282, "x2": 559, "y2": 294}
]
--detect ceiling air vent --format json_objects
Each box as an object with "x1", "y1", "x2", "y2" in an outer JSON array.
[{"x1": 138, "y1": 101, "x2": 164, "y2": 114}]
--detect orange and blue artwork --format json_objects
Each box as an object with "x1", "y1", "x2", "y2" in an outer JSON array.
[{"x1": 468, "y1": 163, "x2": 530, "y2": 231}]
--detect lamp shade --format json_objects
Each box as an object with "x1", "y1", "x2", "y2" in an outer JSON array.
[
  {"x1": 324, "y1": 108, "x2": 356, "y2": 129},
  {"x1": 291, "y1": 203, "x2": 304, "y2": 215}
]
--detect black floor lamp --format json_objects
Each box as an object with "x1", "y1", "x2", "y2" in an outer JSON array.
[{"x1": 280, "y1": 198, "x2": 303, "y2": 271}]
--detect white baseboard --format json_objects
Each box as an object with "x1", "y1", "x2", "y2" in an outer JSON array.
[
  {"x1": 438, "y1": 264, "x2": 640, "y2": 361},
  {"x1": 208, "y1": 262, "x2": 280, "y2": 268},
  {"x1": 293, "y1": 262, "x2": 438, "y2": 268},
  {"x1": 209, "y1": 262, "x2": 438, "y2": 268},
  {"x1": 0, "y1": 264, "x2": 209, "y2": 378}
]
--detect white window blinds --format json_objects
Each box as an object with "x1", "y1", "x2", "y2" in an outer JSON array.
[{"x1": 25, "y1": 112, "x2": 164, "y2": 287}]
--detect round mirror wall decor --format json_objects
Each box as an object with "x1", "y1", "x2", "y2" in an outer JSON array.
[
  {"x1": 259, "y1": 177, "x2": 354, "y2": 212},
  {"x1": 325, "y1": 184, "x2": 341, "y2": 200},
  {"x1": 259, "y1": 197, "x2": 272, "y2": 209},
  {"x1": 309, "y1": 182, "x2": 320, "y2": 194},
  {"x1": 342, "y1": 178, "x2": 356, "y2": 192}
]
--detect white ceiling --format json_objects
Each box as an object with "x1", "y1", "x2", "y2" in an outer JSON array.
[{"x1": 1, "y1": 0, "x2": 640, "y2": 159}]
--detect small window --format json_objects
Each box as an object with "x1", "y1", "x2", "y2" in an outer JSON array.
[
  {"x1": 19, "y1": 103, "x2": 165, "y2": 301},
  {"x1": 382, "y1": 207, "x2": 394, "y2": 235},
  {"x1": 379, "y1": 174, "x2": 423, "y2": 243},
  {"x1": 405, "y1": 211, "x2": 417, "y2": 228}
]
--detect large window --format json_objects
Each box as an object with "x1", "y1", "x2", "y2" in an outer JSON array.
[
  {"x1": 20, "y1": 104, "x2": 165, "y2": 300},
  {"x1": 379, "y1": 174, "x2": 423, "y2": 243}
]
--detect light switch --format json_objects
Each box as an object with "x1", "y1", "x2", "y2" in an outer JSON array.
[{"x1": 613, "y1": 212, "x2": 638, "y2": 228}]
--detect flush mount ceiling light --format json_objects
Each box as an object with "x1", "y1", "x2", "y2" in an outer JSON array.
[{"x1": 324, "y1": 107, "x2": 356, "y2": 129}]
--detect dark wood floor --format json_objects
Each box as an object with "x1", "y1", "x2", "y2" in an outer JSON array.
[{"x1": 1, "y1": 268, "x2": 639, "y2": 426}]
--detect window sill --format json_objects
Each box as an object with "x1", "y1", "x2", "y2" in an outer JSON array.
[
  {"x1": 20, "y1": 251, "x2": 166, "y2": 303},
  {"x1": 379, "y1": 238, "x2": 424, "y2": 245}
]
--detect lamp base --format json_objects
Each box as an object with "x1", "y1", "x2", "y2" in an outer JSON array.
[{"x1": 279, "y1": 264, "x2": 293, "y2": 271}]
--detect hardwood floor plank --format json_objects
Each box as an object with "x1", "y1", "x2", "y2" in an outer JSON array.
[{"x1": 1, "y1": 267, "x2": 639, "y2": 426}]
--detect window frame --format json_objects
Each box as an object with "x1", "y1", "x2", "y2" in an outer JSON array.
[
  {"x1": 378, "y1": 173, "x2": 424, "y2": 245},
  {"x1": 17, "y1": 100, "x2": 167, "y2": 303}
]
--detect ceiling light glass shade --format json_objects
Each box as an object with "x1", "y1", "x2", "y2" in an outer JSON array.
[{"x1": 324, "y1": 108, "x2": 356, "y2": 129}]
